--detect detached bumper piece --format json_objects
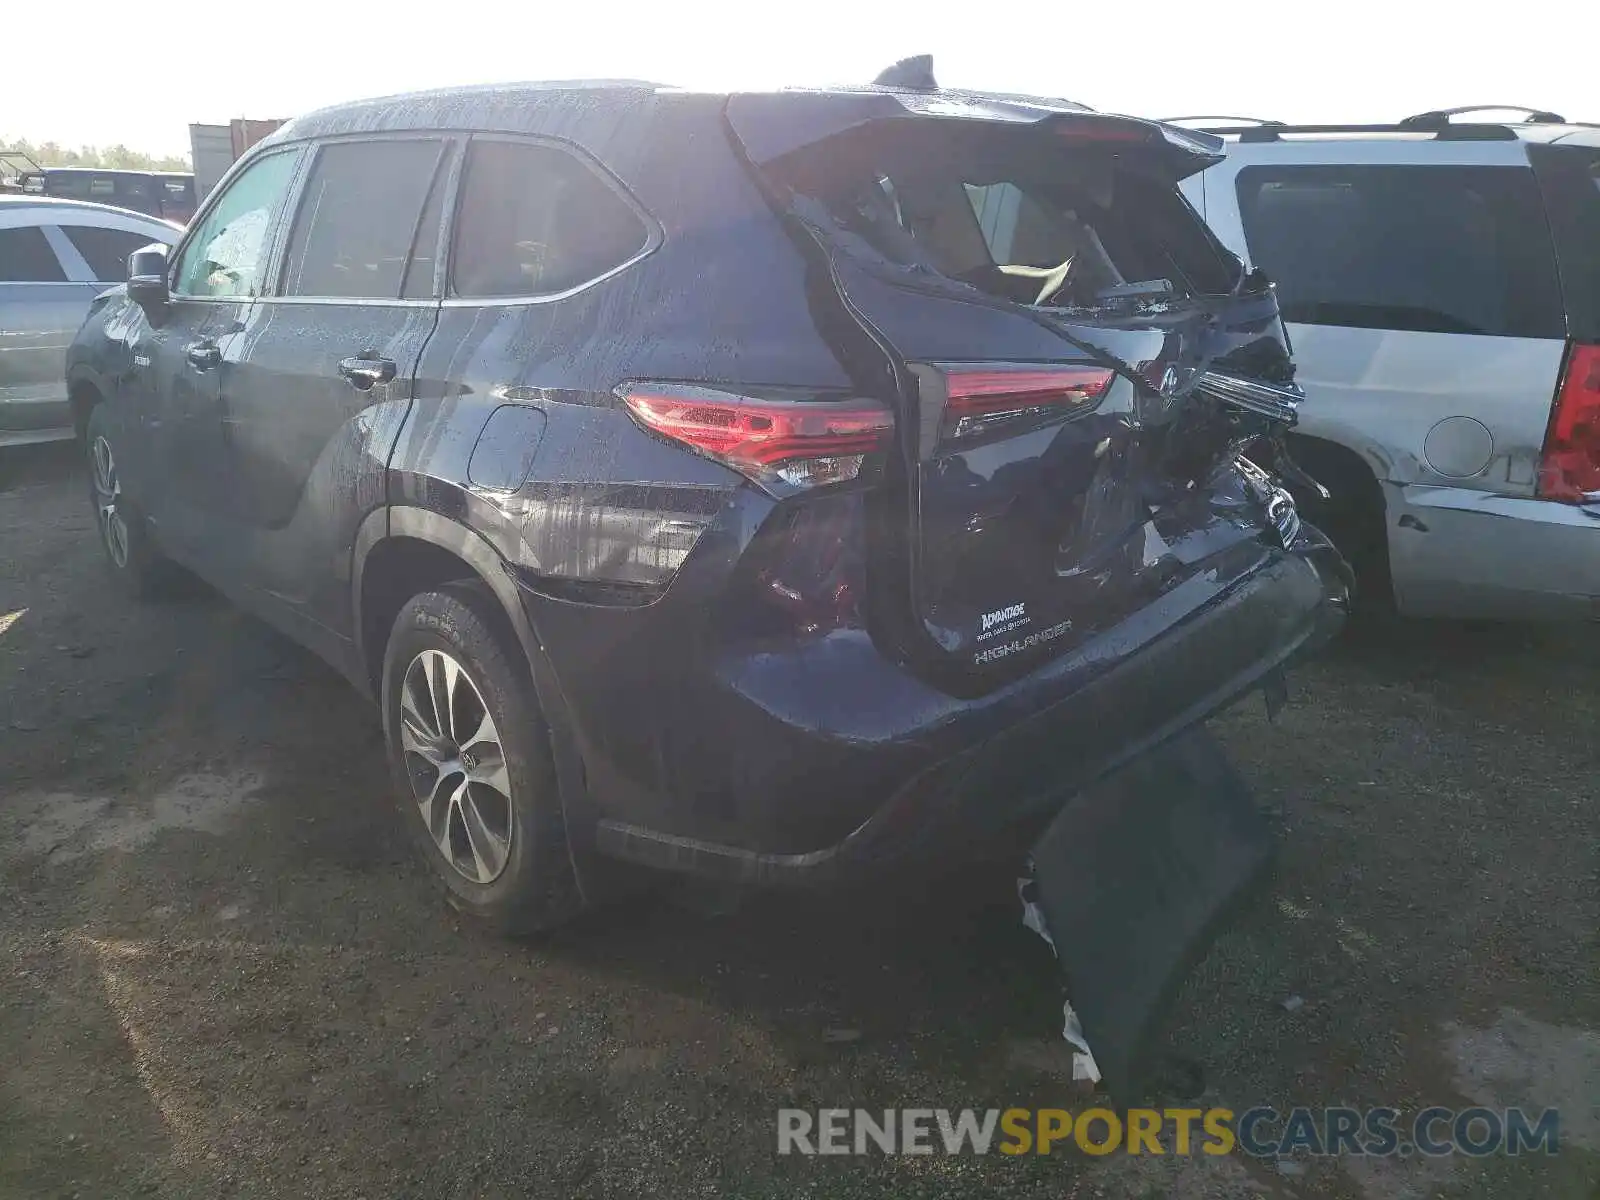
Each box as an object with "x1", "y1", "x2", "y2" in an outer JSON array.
[{"x1": 1024, "y1": 727, "x2": 1272, "y2": 1096}]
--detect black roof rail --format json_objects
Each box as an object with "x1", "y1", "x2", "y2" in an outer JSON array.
[
  {"x1": 1211, "y1": 122, "x2": 1520, "y2": 143},
  {"x1": 1160, "y1": 115, "x2": 1285, "y2": 127},
  {"x1": 1399, "y1": 104, "x2": 1567, "y2": 127}
]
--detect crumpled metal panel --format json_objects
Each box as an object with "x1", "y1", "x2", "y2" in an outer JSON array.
[{"x1": 1025, "y1": 727, "x2": 1273, "y2": 1096}]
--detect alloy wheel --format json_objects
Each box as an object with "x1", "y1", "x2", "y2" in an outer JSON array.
[
  {"x1": 399, "y1": 649, "x2": 515, "y2": 884},
  {"x1": 91, "y1": 435, "x2": 130, "y2": 568}
]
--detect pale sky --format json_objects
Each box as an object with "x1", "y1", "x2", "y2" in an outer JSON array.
[{"x1": 5, "y1": 0, "x2": 1595, "y2": 159}]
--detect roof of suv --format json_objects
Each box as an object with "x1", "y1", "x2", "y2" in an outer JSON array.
[
  {"x1": 258, "y1": 79, "x2": 679, "y2": 146},
  {"x1": 256, "y1": 77, "x2": 1126, "y2": 151}
]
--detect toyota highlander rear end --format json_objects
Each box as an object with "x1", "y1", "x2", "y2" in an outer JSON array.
[{"x1": 502, "y1": 84, "x2": 1350, "y2": 880}]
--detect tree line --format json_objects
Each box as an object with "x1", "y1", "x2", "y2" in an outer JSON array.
[{"x1": 1, "y1": 138, "x2": 190, "y2": 173}]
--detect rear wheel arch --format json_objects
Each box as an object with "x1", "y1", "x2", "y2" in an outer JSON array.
[
  {"x1": 357, "y1": 532, "x2": 486, "y2": 695},
  {"x1": 1284, "y1": 432, "x2": 1393, "y2": 610},
  {"x1": 353, "y1": 507, "x2": 606, "y2": 906}
]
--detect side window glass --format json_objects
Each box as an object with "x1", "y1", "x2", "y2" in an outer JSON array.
[
  {"x1": 401, "y1": 145, "x2": 455, "y2": 299},
  {"x1": 173, "y1": 149, "x2": 302, "y2": 299},
  {"x1": 0, "y1": 226, "x2": 68, "y2": 282},
  {"x1": 451, "y1": 140, "x2": 650, "y2": 299},
  {"x1": 1235, "y1": 165, "x2": 1565, "y2": 339},
  {"x1": 281, "y1": 139, "x2": 445, "y2": 299},
  {"x1": 61, "y1": 225, "x2": 163, "y2": 282}
]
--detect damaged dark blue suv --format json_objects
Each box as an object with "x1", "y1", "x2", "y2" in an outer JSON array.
[{"x1": 66, "y1": 71, "x2": 1347, "y2": 947}]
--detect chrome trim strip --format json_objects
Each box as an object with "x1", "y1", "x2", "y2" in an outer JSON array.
[
  {"x1": 438, "y1": 238, "x2": 659, "y2": 308},
  {"x1": 1195, "y1": 370, "x2": 1303, "y2": 425},
  {"x1": 248, "y1": 295, "x2": 439, "y2": 308}
]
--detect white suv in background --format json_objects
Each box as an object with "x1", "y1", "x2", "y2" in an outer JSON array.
[
  {"x1": 1176, "y1": 108, "x2": 1600, "y2": 621},
  {"x1": 0, "y1": 195, "x2": 180, "y2": 448}
]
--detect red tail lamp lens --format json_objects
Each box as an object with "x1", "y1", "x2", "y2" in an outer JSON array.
[{"x1": 621, "y1": 383, "x2": 893, "y2": 491}]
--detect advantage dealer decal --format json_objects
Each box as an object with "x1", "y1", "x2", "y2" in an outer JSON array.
[{"x1": 976, "y1": 601, "x2": 1030, "y2": 644}]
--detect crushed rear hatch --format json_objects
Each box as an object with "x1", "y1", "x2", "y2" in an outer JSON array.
[{"x1": 725, "y1": 90, "x2": 1310, "y2": 693}]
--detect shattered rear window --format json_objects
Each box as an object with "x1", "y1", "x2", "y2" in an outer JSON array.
[{"x1": 783, "y1": 123, "x2": 1239, "y2": 307}]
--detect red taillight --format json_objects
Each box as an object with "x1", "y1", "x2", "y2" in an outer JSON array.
[
  {"x1": 1538, "y1": 343, "x2": 1600, "y2": 503},
  {"x1": 940, "y1": 364, "x2": 1115, "y2": 441},
  {"x1": 620, "y1": 382, "x2": 893, "y2": 492}
]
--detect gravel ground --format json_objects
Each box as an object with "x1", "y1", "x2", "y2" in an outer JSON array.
[{"x1": 2, "y1": 443, "x2": 1596, "y2": 1199}]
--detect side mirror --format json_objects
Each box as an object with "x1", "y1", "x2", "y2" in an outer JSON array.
[{"x1": 126, "y1": 243, "x2": 170, "y2": 313}]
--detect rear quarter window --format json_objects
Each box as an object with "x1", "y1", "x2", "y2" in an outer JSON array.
[
  {"x1": 450, "y1": 140, "x2": 652, "y2": 299},
  {"x1": 1530, "y1": 144, "x2": 1600, "y2": 343},
  {"x1": 1236, "y1": 164, "x2": 1565, "y2": 339}
]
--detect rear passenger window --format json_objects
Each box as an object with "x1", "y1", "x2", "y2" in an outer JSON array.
[
  {"x1": 0, "y1": 226, "x2": 67, "y2": 282},
  {"x1": 61, "y1": 225, "x2": 161, "y2": 282},
  {"x1": 281, "y1": 139, "x2": 446, "y2": 299},
  {"x1": 451, "y1": 140, "x2": 650, "y2": 299},
  {"x1": 1236, "y1": 165, "x2": 1564, "y2": 338}
]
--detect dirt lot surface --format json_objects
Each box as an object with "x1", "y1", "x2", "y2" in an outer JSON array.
[{"x1": 2, "y1": 445, "x2": 1597, "y2": 1200}]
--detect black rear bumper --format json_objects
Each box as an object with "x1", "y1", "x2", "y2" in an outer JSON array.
[{"x1": 593, "y1": 537, "x2": 1347, "y2": 884}]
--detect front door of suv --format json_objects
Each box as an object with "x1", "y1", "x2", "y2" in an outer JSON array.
[
  {"x1": 207, "y1": 136, "x2": 453, "y2": 665},
  {"x1": 136, "y1": 147, "x2": 303, "y2": 553}
]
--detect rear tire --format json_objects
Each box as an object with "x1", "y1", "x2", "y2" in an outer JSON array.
[
  {"x1": 84, "y1": 404, "x2": 169, "y2": 598},
  {"x1": 381, "y1": 585, "x2": 582, "y2": 935},
  {"x1": 1284, "y1": 437, "x2": 1394, "y2": 620}
]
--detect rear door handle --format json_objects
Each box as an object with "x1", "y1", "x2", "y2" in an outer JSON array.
[
  {"x1": 337, "y1": 355, "x2": 397, "y2": 390},
  {"x1": 185, "y1": 341, "x2": 221, "y2": 369}
]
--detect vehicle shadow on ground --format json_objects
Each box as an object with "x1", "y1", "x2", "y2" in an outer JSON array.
[
  {"x1": 552, "y1": 864, "x2": 1060, "y2": 1062},
  {"x1": 0, "y1": 439, "x2": 80, "y2": 493}
]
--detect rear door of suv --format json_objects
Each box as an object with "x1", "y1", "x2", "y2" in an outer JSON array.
[
  {"x1": 1198, "y1": 138, "x2": 1570, "y2": 614},
  {"x1": 205, "y1": 135, "x2": 454, "y2": 662}
]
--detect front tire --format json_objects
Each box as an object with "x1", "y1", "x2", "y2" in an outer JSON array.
[
  {"x1": 84, "y1": 404, "x2": 168, "y2": 597},
  {"x1": 381, "y1": 586, "x2": 581, "y2": 934}
]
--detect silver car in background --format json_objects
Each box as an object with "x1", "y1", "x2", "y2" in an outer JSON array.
[
  {"x1": 1, "y1": 195, "x2": 180, "y2": 447},
  {"x1": 1177, "y1": 109, "x2": 1600, "y2": 621}
]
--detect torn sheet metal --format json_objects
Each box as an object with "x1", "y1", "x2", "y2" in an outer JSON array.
[{"x1": 1022, "y1": 727, "x2": 1273, "y2": 1095}]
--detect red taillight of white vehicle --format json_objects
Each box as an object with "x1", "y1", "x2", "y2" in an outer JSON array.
[
  {"x1": 620, "y1": 382, "x2": 894, "y2": 492},
  {"x1": 1537, "y1": 343, "x2": 1600, "y2": 503},
  {"x1": 939, "y1": 364, "x2": 1115, "y2": 443}
]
